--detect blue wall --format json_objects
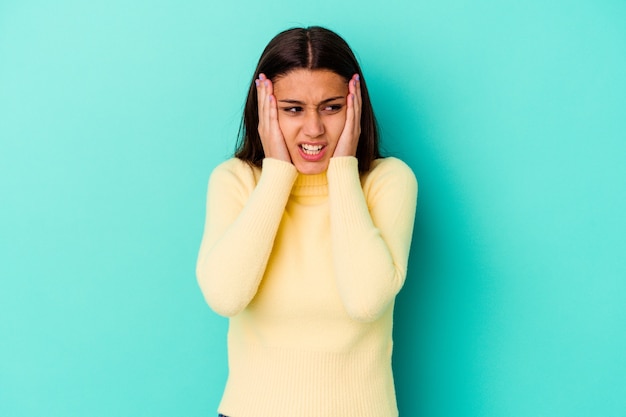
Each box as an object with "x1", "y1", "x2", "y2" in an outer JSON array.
[{"x1": 1, "y1": 0, "x2": 624, "y2": 416}]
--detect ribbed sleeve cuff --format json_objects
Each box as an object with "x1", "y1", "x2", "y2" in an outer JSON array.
[
  {"x1": 327, "y1": 156, "x2": 373, "y2": 230},
  {"x1": 261, "y1": 158, "x2": 298, "y2": 183},
  {"x1": 328, "y1": 155, "x2": 359, "y2": 172},
  {"x1": 243, "y1": 158, "x2": 297, "y2": 239}
]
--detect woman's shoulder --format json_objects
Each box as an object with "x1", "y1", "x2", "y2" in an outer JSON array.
[
  {"x1": 364, "y1": 157, "x2": 417, "y2": 184},
  {"x1": 212, "y1": 157, "x2": 257, "y2": 173},
  {"x1": 209, "y1": 158, "x2": 260, "y2": 188},
  {"x1": 361, "y1": 157, "x2": 418, "y2": 203}
]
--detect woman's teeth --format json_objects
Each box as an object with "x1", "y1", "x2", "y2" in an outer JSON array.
[{"x1": 300, "y1": 144, "x2": 324, "y2": 155}]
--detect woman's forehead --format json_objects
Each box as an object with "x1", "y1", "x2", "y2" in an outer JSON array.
[{"x1": 273, "y1": 69, "x2": 348, "y2": 102}]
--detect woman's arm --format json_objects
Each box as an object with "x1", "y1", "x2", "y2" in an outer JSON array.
[
  {"x1": 197, "y1": 73, "x2": 295, "y2": 317},
  {"x1": 327, "y1": 156, "x2": 418, "y2": 322},
  {"x1": 196, "y1": 158, "x2": 297, "y2": 317}
]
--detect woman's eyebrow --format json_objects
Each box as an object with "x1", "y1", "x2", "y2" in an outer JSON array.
[{"x1": 277, "y1": 96, "x2": 345, "y2": 105}]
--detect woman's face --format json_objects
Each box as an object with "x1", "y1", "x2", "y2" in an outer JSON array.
[{"x1": 272, "y1": 69, "x2": 348, "y2": 175}]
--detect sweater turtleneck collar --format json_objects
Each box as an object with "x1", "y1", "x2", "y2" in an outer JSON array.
[{"x1": 291, "y1": 171, "x2": 328, "y2": 197}]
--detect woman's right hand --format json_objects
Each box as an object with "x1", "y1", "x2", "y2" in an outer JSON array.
[{"x1": 256, "y1": 74, "x2": 291, "y2": 163}]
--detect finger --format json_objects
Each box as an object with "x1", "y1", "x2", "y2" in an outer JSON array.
[
  {"x1": 256, "y1": 74, "x2": 267, "y2": 124},
  {"x1": 353, "y1": 74, "x2": 362, "y2": 122},
  {"x1": 268, "y1": 94, "x2": 280, "y2": 138},
  {"x1": 266, "y1": 80, "x2": 283, "y2": 142},
  {"x1": 259, "y1": 76, "x2": 274, "y2": 134},
  {"x1": 348, "y1": 75, "x2": 361, "y2": 128},
  {"x1": 344, "y1": 89, "x2": 355, "y2": 135},
  {"x1": 258, "y1": 74, "x2": 272, "y2": 113},
  {"x1": 263, "y1": 78, "x2": 274, "y2": 135},
  {"x1": 265, "y1": 76, "x2": 274, "y2": 97},
  {"x1": 346, "y1": 76, "x2": 358, "y2": 133}
]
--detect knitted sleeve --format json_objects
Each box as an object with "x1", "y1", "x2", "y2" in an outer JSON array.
[
  {"x1": 327, "y1": 156, "x2": 418, "y2": 322},
  {"x1": 196, "y1": 158, "x2": 298, "y2": 317}
]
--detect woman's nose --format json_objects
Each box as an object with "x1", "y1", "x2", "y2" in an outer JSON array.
[{"x1": 302, "y1": 111, "x2": 325, "y2": 137}]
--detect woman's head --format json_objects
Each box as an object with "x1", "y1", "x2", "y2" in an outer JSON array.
[{"x1": 235, "y1": 26, "x2": 381, "y2": 172}]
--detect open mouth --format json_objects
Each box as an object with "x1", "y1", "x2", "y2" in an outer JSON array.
[{"x1": 299, "y1": 143, "x2": 325, "y2": 155}]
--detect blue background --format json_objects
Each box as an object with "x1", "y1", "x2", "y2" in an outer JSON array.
[{"x1": 1, "y1": 0, "x2": 624, "y2": 416}]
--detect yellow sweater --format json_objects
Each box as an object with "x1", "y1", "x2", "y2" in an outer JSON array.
[{"x1": 196, "y1": 156, "x2": 417, "y2": 417}]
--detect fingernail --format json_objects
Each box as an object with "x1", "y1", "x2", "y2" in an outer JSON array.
[
  {"x1": 255, "y1": 79, "x2": 259, "y2": 86},
  {"x1": 355, "y1": 74, "x2": 360, "y2": 81}
]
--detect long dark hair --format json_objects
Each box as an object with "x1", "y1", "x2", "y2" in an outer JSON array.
[{"x1": 234, "y1": 26, "x2": 381, "y2": 173}]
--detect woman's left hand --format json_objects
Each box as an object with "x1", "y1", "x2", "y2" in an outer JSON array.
[{"x1": 333, "y1": 74, "x2": 362, "y2": 157}]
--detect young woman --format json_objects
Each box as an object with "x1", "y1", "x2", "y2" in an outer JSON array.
[{"x1": 196, "y1": 26, "x2": 418, "y2": 417}]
